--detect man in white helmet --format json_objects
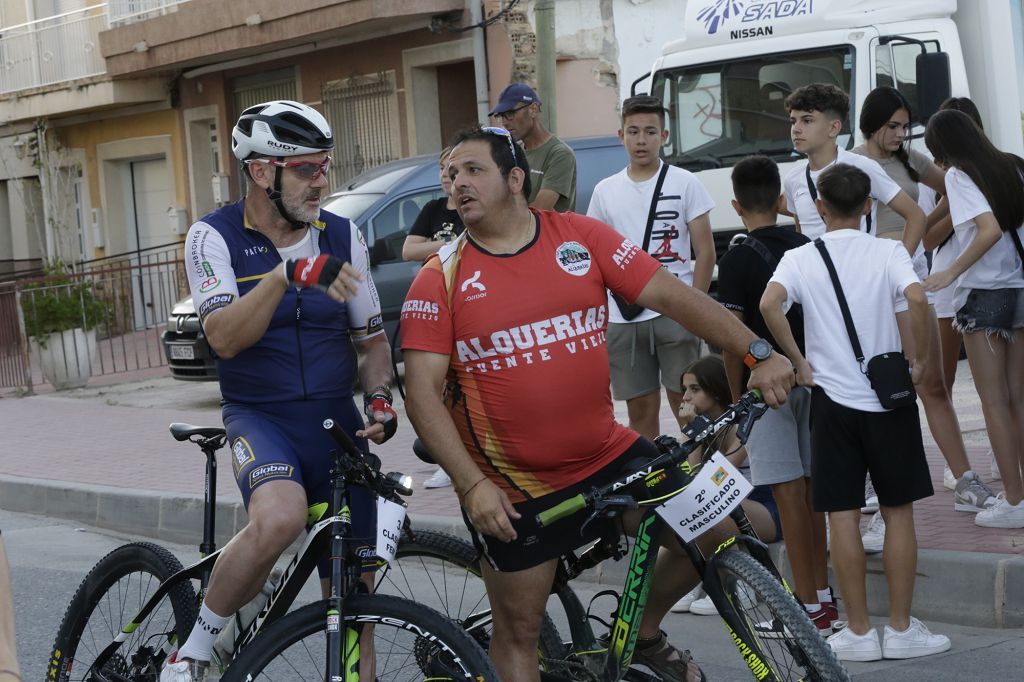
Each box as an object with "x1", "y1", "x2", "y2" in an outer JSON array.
[{"x1": 163, "y1": 101, "x2": 396, "y2": 680}]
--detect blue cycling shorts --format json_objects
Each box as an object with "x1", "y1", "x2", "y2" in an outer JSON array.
[{"x1": 222, "y1": 397, "x2": 376, "y2": 573}]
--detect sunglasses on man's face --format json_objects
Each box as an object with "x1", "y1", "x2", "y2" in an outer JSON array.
[
  {"x1": 248, "y1": 156, "x2": 332, "y2": 182},
  {"x1": 481, "y1": 126, "x2": 518, "y2": 164},
  {"x1": 495, "y1": 104, "x2": 530, "y2": 121}
]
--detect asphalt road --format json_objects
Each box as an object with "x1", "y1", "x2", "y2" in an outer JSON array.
[{"x1": 4, "y1": 508, "x2": 1022, "y2": 681}]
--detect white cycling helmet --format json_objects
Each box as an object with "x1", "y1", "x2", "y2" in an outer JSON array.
[{"x1": 231, "y1": 100, "x2": 333, "y2": 160}]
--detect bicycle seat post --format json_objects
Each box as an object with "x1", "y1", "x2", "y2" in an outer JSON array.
[{"x1": 199, "y1": 439, "x2": 219, "y2": 561}]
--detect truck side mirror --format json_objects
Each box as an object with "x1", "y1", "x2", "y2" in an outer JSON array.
[{"x1": 916, "y1": 52, "x2": 951, "y2": 124}]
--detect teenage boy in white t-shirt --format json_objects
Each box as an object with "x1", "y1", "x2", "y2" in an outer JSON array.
[
  {"x1": 761, "y1": 163, "x2": 950, "y2": 662},
  {"x1": 588, "y1": 95, "x2": 714, "y2": 439},
  {"x1": 783, "y1": 83, "x2": 926, "y2": 255}
]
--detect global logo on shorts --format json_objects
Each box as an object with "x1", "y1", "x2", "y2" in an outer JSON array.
[
  {"x1": 248, "y1": 462, "x2": 294, "y2": 489},
  {"x1": 555, "y1": 241, "x2": 591, "y2": 276}
]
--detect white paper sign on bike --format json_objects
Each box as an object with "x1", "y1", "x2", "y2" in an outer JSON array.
[
  {"x1": 657, "y1": 453, "x2": 753, "y2": 543},
  {"x1": 376, "y1": 497, "x2": 406, "y2": 564}
]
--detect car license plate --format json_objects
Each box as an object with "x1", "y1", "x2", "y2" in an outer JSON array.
[{"x1": 169, "y1": 345, "x2": 195, "y2": 360}]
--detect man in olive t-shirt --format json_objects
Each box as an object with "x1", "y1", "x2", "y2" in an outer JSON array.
[{"x1": 490, "y1": 83, "x2": 577, "y2": 211}]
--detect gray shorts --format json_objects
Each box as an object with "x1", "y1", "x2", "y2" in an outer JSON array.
[
  {"x1": 607, "y1": 317, "x2": 700, "y2": 400},
  {"x1": 746, "y1": 386, "x2": 812, "y2": 486}
]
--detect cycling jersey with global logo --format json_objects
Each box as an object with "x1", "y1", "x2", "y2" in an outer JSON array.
[{"x1": 400, "y1": 210, "x2": 662, "y2": 503}]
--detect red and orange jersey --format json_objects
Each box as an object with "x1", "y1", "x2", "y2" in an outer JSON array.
[{"x1": 401, "y1": 210, "x2": 661, "y2": 503}]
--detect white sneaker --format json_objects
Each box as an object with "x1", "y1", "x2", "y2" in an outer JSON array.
[
  {"x1": 862, "y1": 512, "x2": 885, "y2": 554},
  {"x1": 827, "y1": 626, "x2": 882, "y2": 662},
  {"x1": 670, "y1": 585, "x2": 703, "y2": 613},
  {"x1": 942, "y1": 465, "x2": 957, "y2": 491},
  {"x1": 423, "y1": 468, "x2": 452, "y2": 489},
  {"x1": 990, "y1": 449, "x2": 1002, "y2": 480},
  {"x1": 161, "y1": 652, "x2": 209, "y2": 681},
  {"x1": 688, "y1": 594, "x2": 719, "y2": 616},
  {"x1": 861, "y1": 479, "x2": 879, "y2": 513},
  {"x1": 975, "y1": 494, "x2": 1024, "y2": 528},
  {"x1": 882, "y1": 617, "x2": 951, "y2": 659},
  {"x1": 953, "y1": 471, "x2": 997, "y2": 513}
]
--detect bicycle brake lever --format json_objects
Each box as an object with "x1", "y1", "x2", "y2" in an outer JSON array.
[{"x1": 736, "y1": 402, "x2": 769, "y2": 444}]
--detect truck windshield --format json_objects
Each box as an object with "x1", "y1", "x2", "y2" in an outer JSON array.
[{"x1": 651, "y1": 45, "x2": 855, "y2": 171}]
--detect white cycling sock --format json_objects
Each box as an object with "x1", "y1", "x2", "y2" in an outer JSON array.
[
  {"x1": 817, "y1": 588, "x2": 833, "y2": 605},
  {"x1": 177, "y1": 603, "x2": 231, "y2": 663}
]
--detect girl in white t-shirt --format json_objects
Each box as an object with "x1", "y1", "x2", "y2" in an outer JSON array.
[
  {"x1": 924, "y1": 109, "x2": 1024, "y2": 529},
  {"x1": 853, "y1": 87, "x2": 995, "y2": 512}
]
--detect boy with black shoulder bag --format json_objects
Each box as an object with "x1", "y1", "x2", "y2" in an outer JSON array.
[{"x1": 760, "y1": 163, "x2": 950, "y2": 662}]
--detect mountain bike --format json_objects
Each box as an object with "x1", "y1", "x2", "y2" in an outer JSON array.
[
  {"x1": 47, "y1": 418, "x2": 498, "y2": 681},
  {"x1": 378, "y1": 391, "x2": 849, "y2": 681}
]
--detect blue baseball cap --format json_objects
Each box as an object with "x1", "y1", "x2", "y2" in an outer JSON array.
[{"x1": 489, "y1": 83, "x2": 540, "y2": 116}]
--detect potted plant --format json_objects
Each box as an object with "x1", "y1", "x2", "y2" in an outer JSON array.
[{"x1": 20, "y1": 262, "x2": 109, "y2": 389}]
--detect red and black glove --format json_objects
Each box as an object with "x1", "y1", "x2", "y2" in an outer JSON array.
[
  {"x1": 284, "y1": 255, "x2": 343, "y2": 291},
  {"x1": 363, "y1": 385, "x2": 398, "y2": 442}
]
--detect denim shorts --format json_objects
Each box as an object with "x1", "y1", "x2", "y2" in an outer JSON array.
[{"x1": 954, "y1": 288, "x2": 1024, "y2": 336}]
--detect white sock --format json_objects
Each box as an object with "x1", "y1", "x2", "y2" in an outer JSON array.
[
  {"x1": 803, "y1": 601, "x2": 821, "y2": 613},
  {"x1": 177, "y1": 603, "x2": 231, "y2": 662},
  {"x1": 817, "y1": 588, "x2": 833, "y2": 604}
]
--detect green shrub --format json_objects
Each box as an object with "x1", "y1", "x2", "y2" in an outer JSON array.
[{"x1": 20, "y1": 264, "x2": 109, "y2": 340}]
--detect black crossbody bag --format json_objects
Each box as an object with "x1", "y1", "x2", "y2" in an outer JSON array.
[
  {"x1": 814, "y1": 238, "x2": 916, "y2": 409},
  {"x1": 611, "y1": 162, "x2": 670, "y2": 320}
]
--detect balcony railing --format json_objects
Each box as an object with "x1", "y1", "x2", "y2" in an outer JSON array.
[
  {"x1": 0, "y1": 1, "x2": 191, "y2": 95},
  {"x1": 108, "y1": 0, "x2": 190, "y2": 27}
]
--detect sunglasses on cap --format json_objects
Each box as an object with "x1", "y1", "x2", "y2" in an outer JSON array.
[
  {"x1": 480, "y1": 127, "x2": 518, "y2": 164},
  {"x1": 247, "y1": 155, "x2": 332, "y2": 181}
]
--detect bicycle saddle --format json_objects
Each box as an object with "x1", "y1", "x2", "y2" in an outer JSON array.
[{"x1": 168, "y1": 423, "x2": 227, "y2": 442}]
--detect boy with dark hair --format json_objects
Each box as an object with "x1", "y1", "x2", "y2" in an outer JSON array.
[
  {"x1": 716, "y1": 155, "x2": 833, "y2": 632},
  {"x1": 761, "y1": 163, "x2": 950, "y2": 662},
  {"x1": 783, "y1": 83, "x2": 926, "y2": 250},
  {"x1": 587, "y1": 95, "x2": 714, "y2": 439}
]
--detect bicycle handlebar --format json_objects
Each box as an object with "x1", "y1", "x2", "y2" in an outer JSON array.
[
  {"x1": 323, "y1": 419, "x2": 413, "y2": 499},
  {"x1": 535, "y1": 389, "x2": 765, "y2": 527}
]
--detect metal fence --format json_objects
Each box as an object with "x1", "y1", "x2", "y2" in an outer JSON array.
[
  {"x1": 323, "y1": 71, "x2": 400, "y2": 187},
  {"x1": 0, "y1": 245, "x2": 187, "y2": 392},
  {"x1": 108, "y1": 0, "x2": 191, "y2": 27},
  {"x1": 0, "y1": 5, "x2": 108, "y2": 94}
]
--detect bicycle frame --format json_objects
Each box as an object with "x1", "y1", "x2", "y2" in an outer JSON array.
[{"x1": 86, "y1": 420, "x2": 400, "y2": 681}]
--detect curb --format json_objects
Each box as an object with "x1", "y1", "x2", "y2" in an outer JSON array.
[{"x1": 3, "y1": 474, "x2": 1020, "y2": 628}]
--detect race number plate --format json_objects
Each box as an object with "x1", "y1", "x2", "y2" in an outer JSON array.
[
  {"x1": 375, "y1": 496, "x2": 406, "y2": 564},
  {"x1": 656, "y1": 453, "x2": 753, "y2": 543}
]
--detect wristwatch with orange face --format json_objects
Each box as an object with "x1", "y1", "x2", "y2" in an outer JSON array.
[{"x1": 743, "y1": 338, "x2": 773, "y2": 369}]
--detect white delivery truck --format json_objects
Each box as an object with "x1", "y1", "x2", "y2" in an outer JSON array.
[{"x1": 635, "y1": 0, "x2": 1024, "y2": 254}]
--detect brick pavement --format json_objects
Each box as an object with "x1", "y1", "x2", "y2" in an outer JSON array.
[{"x1": 0, "y1": 358, "x2": 1019, "y2": 555}]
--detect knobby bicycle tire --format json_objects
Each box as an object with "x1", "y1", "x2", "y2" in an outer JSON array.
[
  {"x1": 47, "y1": 542, "x2": 198, "y2": 682},
  {"x1": 220, "y1": 593, "x2": 499, "y2": 681},
  {"x1": 712, "y1": 550, "x2": 850, "y2": 682},
  {"x1": 383, "y1": 529, "x2": 566, "y2": 660}
]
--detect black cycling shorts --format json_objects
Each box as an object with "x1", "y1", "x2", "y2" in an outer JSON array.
[{"x1": 464, "y1": 437, "x2": 687, "y2": 572}]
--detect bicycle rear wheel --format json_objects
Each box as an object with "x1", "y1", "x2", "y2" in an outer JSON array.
[
  {"x1": 48, "y1": 542, "x2": 198, "y2": 682},
  {"x1": 711, "y1": 550, "x2": 849, "y2": 682},
  {"x1": 381, "y1": 529, "x2": 565, "y2": 659},
  {"x1": 220, "y1": 594, "x2": 499, "y2": 680}
]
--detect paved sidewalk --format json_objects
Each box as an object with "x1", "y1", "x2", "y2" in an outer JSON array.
[{"x1": 2, "y1": 361, "x2": 1023, "y2": 628}]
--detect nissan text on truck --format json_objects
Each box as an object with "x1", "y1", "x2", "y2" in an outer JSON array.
[{"x1": 635, "y1": 0, "x2": 1024, "y2": 254}]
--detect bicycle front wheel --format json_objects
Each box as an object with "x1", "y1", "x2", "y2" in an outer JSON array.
[
  {"x1": 48, "y1": 542, "x2": 198, "y2": 682},
  {"x1": 711, "y1": 550, "x2": 849, "y2": 682},
  {"x1": 381, "y1": 529, "x2": 565, "y2": 659},
  {"x1": 221, "y1": 594, "x2": 499, "y2": 681}
]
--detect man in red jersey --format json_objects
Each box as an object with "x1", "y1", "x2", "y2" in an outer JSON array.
[{"x1": 402, "y1": 126, "x2": 794, "y2": 681}]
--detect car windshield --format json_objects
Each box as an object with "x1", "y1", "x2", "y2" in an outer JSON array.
[
  {"x1": 321, "y1": 193, "x2": 384, "y2": 224},
  {"x1": 651, "y1": 45, "x2": 854, "y2": 171}
]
